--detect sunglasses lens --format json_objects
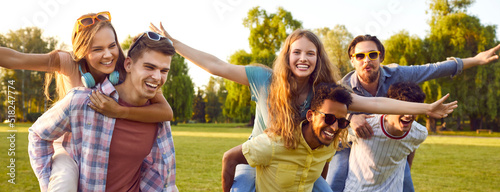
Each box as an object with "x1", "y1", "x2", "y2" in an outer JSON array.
[
  {"x1": 368, "y1": 52, "x2": 379, "y2": 60},
  {"x1": 79, "y1": 18, "x2": 94, "y2": 26},
  {"x1": 146, "y1": 32, "x2": 162, "y2": 41},
  {"x1": 96, "y1": 13, "x2": 110, "y2": 21},
  {"x1": 338, "y1": 119, "x2": 350, "y2": 129},
  {"x1": 324, "y1": 114, "x2": 336, "y2": 125},
  {"x1": 355, "y1": 53, "x2": 365, "y2": 61}
]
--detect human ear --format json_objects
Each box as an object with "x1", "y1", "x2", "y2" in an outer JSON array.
[
  {"x1": 124, "y1": 57, "x2": 132, "y2": 72},
  {"x1": 306, "y1": 110, "x2": 313, "y2": 122}
]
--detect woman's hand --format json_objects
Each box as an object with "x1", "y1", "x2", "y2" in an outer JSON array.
[
  {"x1": 426, "y1": 93, "x2": 458, "y2": 118},
  {"x1": 88, "y1": 90, "x2": 125, "y2": 118},
  {"x1": 150, "y1": 22, "x2": 173, "y2": 41}
]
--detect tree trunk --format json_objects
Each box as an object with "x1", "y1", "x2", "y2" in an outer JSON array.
[
  {"x1": 426, "y1": 117, "x2": 436, "y2": 133},
  {"x1": 246, "y1": 115, "x2": 255, "y2": 127},
  {"x1": 469, "y1": 116, "x2": 482, "y2": 131},
  {"x1": 456, "y1": 116, "x2": 462, "y2": 131}
]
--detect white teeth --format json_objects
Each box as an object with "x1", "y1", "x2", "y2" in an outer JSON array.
[
  {"x1": 297, "y1": 64, "x2": 309, "y2": 69},
  {"x1": 101, "y1": 60, "x2": 112, "y2": 65},
  {"x1": 323, "y1": 130, "x2": 334, "y2": 137},
  {"x1": 145, "y1": 82, "x2": 158, "y2": 88}
]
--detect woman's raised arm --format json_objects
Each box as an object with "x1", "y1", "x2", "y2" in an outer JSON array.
[{"x1": 150, "y1": 22, "x2": 249, "y2": 86}]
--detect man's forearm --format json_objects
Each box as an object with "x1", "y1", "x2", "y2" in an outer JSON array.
[
  {"x1": 407, "y1": 150, "x2": 416, "y2": 168},
  {"x1": 221, "y1": 145, "x2": 248, "y2": 192}
]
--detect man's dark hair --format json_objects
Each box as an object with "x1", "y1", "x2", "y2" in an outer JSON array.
[
  {"x1": 310, "y1": 83, "x2": 353, "y2": 110},
  {"x1": 387, "y1": 82, "x2": 426, "y2": 103},
  {"x1": 347, "y1": 34, "x2": 385, "y2": 62}
]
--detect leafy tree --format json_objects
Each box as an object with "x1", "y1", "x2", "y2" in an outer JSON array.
[
  {"x1": 383, "y1": 30, "x2": 426, "y2": 66},
  {"x1": 243, "y1": 6, "x2": 302, "y2": 60},
  {"x1": 121, "y1": 35, "x2": 133, "y2": 52},
  {"x1": 0, "y1": 27, "x2": 58, "y2": 121},
  {"x1": 315, "y1": 25, "x2": 354, "y2": 76},
  {"x1": 162, "y1": 54, "x2": 195, "y2": 123},
  {"x1": 204, "y1": 76, "x2": 226, "y2": 123},
  {"x1": 425, "y1": 0, "x2": 499, "y2": 131},
  {"x1": 192, "y1": 88, "x2": 206, "y2": 123}
]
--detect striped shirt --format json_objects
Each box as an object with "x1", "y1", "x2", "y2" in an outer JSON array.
[
  {"x1": 28, "y1": 79, "x2": 177, "y2": 192},
  {"x1": 344, "y1": 115, "x2": 427, "y2": 192}
]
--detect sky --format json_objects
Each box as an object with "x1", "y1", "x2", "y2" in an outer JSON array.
[{"x1": 1, "y1": 0, "x2": 499, "y2": 88}]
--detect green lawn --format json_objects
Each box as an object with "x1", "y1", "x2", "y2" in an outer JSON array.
[{"x1": 1, "y1": 123, "x2": 499, "y2": 191}]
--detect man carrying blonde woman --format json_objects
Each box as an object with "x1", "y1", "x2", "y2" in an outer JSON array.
[{"x1": 28, "y1": 31, "x2": 177, "y2": 192}]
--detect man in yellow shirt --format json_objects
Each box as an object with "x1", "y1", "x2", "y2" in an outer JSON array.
[{"x1": 222, "y1": 83, "x2": 353, "y2": 192}]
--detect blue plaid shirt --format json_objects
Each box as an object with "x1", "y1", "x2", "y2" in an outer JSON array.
[{"x1": 28, "y1": 79, "x2": 177, "y2": 192}]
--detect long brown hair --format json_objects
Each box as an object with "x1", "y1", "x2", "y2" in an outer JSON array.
[
  {"x1": 265, "y1": 29, "x2": 341, "y2": 149},
  {"x1": 44, "y1": 12, "x2": 125, "y2": 101}
]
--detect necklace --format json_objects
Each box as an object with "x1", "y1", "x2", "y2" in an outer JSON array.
[{"x1": 300, "y1": 99, "x2": 308, "y2": 114}]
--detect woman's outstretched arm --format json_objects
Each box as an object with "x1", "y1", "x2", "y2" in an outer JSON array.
[
  {"x1": 349, "y1": 93, "x2": 458, "y2": 118},
  {"x1": 0, "y1": 47, "x2": 59, "y2": 72}
]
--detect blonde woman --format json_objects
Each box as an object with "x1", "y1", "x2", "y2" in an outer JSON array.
[
  {"x1": 0, "y1": 12, "x2": 172, "y2": 191},
  {"x1": 151, "y1": 23, "x2": 456, "y2": 191}
]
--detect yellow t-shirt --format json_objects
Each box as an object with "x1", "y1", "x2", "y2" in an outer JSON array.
[{"x1": 242, "y1": 122, "x2": 336, "y2": 192}]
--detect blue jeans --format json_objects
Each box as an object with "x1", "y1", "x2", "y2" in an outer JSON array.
[
  {"x1": 325, "y1": 145, "x2": 415, "y2": 192},
  {"x1": 326, "y1": 147, "x2": 350, "y2": 192},
  {"x1": 231, "y1": 164, "x2": 332, "y2": 192}
]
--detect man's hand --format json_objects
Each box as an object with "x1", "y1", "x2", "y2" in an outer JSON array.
[
  {"x1": 350, "y1": 114, "x2": 374, "y2": 139},
  {"x1": 463, "y1": 44, "x2": 500, "y2": 69}
]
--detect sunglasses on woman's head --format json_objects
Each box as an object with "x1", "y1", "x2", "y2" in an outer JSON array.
[
  {"x1": 351, "y1": 51, "x2": 380, "y2": 61},
  {"x1": 313, "y1": 110, "x2": 350, "y2": 129},
  {"x1": 127, "y1": 31, "x2": 172, "y2": 56},
  {"x1": 77, "y1": 11, "x2": 111, "y2": 31}
]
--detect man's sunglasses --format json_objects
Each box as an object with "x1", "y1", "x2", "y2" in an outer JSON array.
[
  {"x1": 77, "y1": 11, "x2": 111, "y2": 31},
  {"x1": 127, "y1": 31, "x2": 172, "y2": 56},
  {"x1": 314, "y1": 110, "x2": 350, "y2": 129},
  {"x1": 351, "y1": 51, "x2": 380, "y2": 61}
]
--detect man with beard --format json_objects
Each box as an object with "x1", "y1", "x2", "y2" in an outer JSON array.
[
  {"x1": 343, "y1": 82, "x2": 428, "y2": 192},
  {"x1": 327, "y1": 34, "x2": 500, "y2": 192},
  {"x1": 222, "y1": 83, "x2": 352, "y2": 192}
]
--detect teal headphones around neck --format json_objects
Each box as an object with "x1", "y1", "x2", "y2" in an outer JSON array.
[{"x1": 79, "y1": 65, "x2": 119, "y2": 88}]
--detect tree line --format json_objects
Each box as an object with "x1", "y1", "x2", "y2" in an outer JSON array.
[{"x1": 1, "y1": 0, "x2": 498, "y2": 132}]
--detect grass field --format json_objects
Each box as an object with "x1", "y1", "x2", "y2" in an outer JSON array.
[{"x1": 0, "y1": 123, "x2": 499, "y2": 191}]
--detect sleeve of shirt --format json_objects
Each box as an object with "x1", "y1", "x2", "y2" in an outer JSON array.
[
  {"x1": 242, "y1": 134, "x2": 274, "y2": 167},
  {"x1": 392, "y1": 58, "x2": 463, "y2": 83},
  {"x1": 411, "y1": 122, "x2": 428, "y2": 150},
  {"x1": 245, "y1": 65, "x2": 272, "y2": 101},
  {"x1": 28, "y1": 91, "x2": 74, "y2": 191}
]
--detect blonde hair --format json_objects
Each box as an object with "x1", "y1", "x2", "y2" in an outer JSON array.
[
  {"x1": 44, "y1": 12, "x2": 125, "y2": 101},
  {"x1": 265, "y1": 29, "x2": 341, "y2": 149}
]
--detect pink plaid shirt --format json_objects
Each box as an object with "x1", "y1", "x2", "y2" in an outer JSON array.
[{"x1": 28, "y1": 79, "x2": 177, "y2": 192}]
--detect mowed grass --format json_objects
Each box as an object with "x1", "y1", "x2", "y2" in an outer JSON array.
[{"x1": 0, "y1": 123, "x2": 499, "y2": 191}]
